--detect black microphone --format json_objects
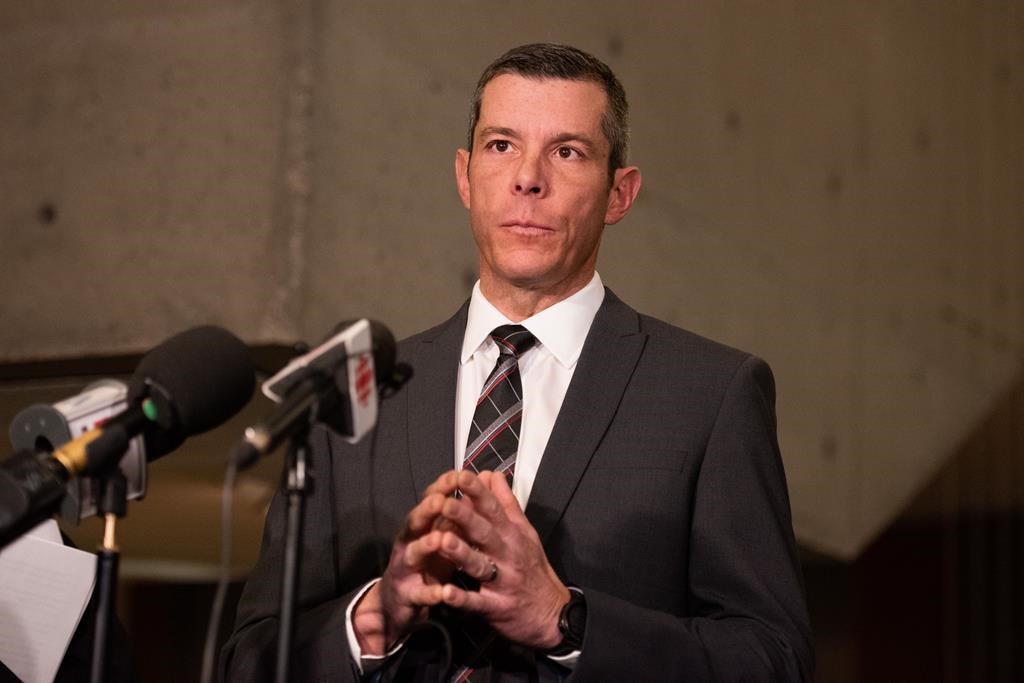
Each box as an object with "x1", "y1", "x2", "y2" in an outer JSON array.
[
  {"x1": 234, "y1": 319, "x2": 399, "y2": 469},
  {"x1": 0, "y1": 326, "x2": 256, "y2": 547}
]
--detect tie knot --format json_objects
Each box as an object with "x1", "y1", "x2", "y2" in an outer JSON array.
[{"x1": 490, "y1": 324, "x2": 536, "y2": 357}]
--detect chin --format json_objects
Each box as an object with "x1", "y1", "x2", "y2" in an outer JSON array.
[
  {"x1": 492, "y1": 262, "x2": 561, "y2": 288},
  {"x1": 485, "y1": 248, "x2": 546, "y2": 271},
  {"x1": 494, "y1": 275, "x2": 552, "y2": 291}
]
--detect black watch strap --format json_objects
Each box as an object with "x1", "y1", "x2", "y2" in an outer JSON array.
[{"x1": 545, "y1": 586, "x2": 587, "y2": 657}]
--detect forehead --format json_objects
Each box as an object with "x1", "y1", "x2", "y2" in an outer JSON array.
[{"x1": 477, "y1": 74, "x2": 609, "y2": 141}]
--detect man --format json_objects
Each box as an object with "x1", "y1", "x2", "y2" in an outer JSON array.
[{"x1": 223, "y1": 43, "x2": 814, "y2": 681}]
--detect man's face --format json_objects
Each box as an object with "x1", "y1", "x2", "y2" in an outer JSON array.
[{"x1": 455, "y1": 74, "x2": 640, "y2": 301}]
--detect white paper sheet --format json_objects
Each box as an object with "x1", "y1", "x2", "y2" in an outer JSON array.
[{"x1": 0, "y1": 520, "x2": 96, "y2": 683}]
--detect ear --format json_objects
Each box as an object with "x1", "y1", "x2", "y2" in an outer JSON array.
[
  {"x1": 455, "y1": 148, "x2": 472, "y2": 210},
  {"x1": 604, "y1": 166, "x2": 642, "y2": 225}
]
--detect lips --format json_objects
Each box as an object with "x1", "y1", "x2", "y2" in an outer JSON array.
[{"x1": 500, "y1": 220, "x2": 553, "y2": 232}]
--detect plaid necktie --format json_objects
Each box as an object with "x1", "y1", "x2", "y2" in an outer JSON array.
[
  {"x1": 462, "y1": 325, "x2": 537, "y2": 479},
  {"x1": 449, "y1": 325, "x2": 536, "y2": 682}
]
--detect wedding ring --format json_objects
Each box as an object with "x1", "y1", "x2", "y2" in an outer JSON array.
[{"x1": 484, "y1": 558, "x2": 499, "y2": 583}]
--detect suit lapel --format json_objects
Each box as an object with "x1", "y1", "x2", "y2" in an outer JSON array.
[
  {"x1": 525, "y1": 289, "x2": 646, "y2": 544},
  {"x1": 407, "y1": 304, "x2": 468, "y2": 495}
]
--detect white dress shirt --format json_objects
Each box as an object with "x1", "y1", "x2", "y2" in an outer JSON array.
[{"x1": 456, "y1": 273, "x2": 605, "y2": 507}]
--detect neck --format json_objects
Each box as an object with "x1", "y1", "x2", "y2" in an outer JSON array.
[{"x1": 479, "y1": 272, "x2": 593, "y2": 322}]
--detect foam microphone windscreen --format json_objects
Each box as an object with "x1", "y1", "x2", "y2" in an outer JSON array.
[{"x1": 130, "y1": 325, "x2": 256, "y2": 439}]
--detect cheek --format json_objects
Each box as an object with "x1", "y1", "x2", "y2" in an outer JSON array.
[
  {"x1": 567, "y1": 200, "x2": 607, "y2": 234},
  {"x1": 565, "y1": 180, "x2": 609, "y2": 212},
  {"x1": 469, "y1": 188, "x2": 503, "y2": 219}
]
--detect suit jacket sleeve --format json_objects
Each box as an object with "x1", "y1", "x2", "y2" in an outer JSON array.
[
  {"x1": 220, "y1": 315, "x2": 458, "y2": 683},
  {"x1": 566, "y1": 355, "x2": 813, "y2": 682},
  {"x1": 219, "y1": 425, "x2": 365, "y2": 683}
]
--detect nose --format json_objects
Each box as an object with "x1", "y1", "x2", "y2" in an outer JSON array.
[{"x1": 513, "y1": 152, "x2": 545, "y2": 196}]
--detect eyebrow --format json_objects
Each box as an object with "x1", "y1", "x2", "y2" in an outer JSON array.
[
  {"x1": 477, "y1": 127, "x2": 601, "y2": 154},
  {"x1": 549, "y1": 132, "x2": 600, "y2": 153},
  {"x1": 477, "y1": 126, "x2": 519, "y2": 140}
]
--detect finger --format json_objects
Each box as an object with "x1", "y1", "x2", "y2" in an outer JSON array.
[
  {"x1": 440, "y1": 582, "x2": 492, "y2": 612},
  {"x1": 405, "y1": 529, "x2": 484, "y2": 572},
  {"x1": 404, "y1": 493, "x2": 446, "y2": 538},
  {"x1": 403, "y1": 530, "x2": 444, "y2": 568},
  {"x1": 433, "y1": 473, "x2": 481, "y2": 526},
  {"x1": 450, "y1": 469, "x2": 480, "y2": 499},
  {"x1": 455, "y1": 470, "x2": 506, "y2": 524},
  {"x1": 438, "y1": 495, "x2": 496, "y2": 548},
  {"x1": 484, "y1": 470, "x2": 524, "y2": 519},
  {"x1": 431, "y1": 515, "x2": 460, "y2": 534},
  {"x1": 434, "y1": 533, "x2": 495, "y2": 583},
  {"x1": 421, "y1": 528, "x2": 472, "y2": 568},
  {"x1": 422, "y1": 470, "x2": 461, "y2": 499},
  {"x1": 402, "y1": 582, "x2": 446, "y2": 607},
  {"x1": 478, "y1": 554, "x2": 499, "y2": 584}
]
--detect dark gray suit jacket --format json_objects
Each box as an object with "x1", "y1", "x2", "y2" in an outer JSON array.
[{"x1": 222, "y1": 290, "x2": 814, "y2": 681}]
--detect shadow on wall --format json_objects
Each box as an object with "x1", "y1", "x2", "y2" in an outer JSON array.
[{"x1": 807, "y1": 371, "x2": 1024, "y2": 683}]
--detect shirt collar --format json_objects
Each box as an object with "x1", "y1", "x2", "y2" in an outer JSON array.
[{"x1": 461, "y1": 272, "x2": 605, "y2": 368}]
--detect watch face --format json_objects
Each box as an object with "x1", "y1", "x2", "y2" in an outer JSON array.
[
  {"x1": 560, "y1": 590, "x2": 587, "y2": 645},
  {"x1": 567, "y1": 602, "x2": 586, "y2": 633}
]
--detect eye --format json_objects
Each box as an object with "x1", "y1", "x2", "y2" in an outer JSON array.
[
  {"x1": 486, "y1": 140, "x2": 511, "y2": 153},
  {"x1": 556, "y1": 146, "x2": 582, "y2": 160}
]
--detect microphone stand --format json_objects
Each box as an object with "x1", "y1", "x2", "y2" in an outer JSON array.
[
  {"x1": 91, "y1": 470, "x2": 127, "y2": 683},
  {"x1": 259, "y1": 363, "x2": 410, "y2": 681},
  {"x1": 275, "y1": 421, "x2": 314, "y2": 683}
]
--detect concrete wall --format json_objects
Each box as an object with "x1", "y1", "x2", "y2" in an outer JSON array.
[{"x1": 0, "y1": 1, "x2": 1021, "y2": 560}]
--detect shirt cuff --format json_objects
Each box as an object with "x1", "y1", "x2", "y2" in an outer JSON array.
[
  {"x1": 546, "y1": 648, "x2": 581, "y2": 669},
  {"x1": 345, "y1": 578, "x2": 406, "y2": 674}
]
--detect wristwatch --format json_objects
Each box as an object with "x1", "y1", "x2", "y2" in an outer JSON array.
[{"x1": 546, "y1": 586, "x2": 587, "y2": 657}]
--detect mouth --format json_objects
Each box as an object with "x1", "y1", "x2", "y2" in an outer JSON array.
[{"x1": 501, "y1": 221, "x2": 553, "y2": 233}]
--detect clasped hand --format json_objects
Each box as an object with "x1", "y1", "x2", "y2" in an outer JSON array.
[{"x1": 353, "y1": 470, "x2": 570, "y2": 656}]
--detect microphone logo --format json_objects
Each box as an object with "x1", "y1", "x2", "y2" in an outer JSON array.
[{"x1": 355, "y1": 355, "x2": 374, "y2": 408}]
